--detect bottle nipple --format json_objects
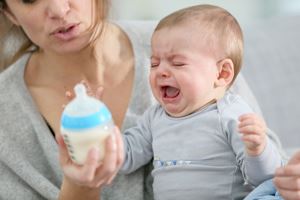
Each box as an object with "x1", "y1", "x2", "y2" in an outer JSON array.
[{"x1": 74, "y1": 83, "x2": 87, "y2": 99}]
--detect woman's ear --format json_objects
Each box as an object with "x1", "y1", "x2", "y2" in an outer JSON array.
[
  {"x1": 3, "y1": 8, "x2": 20, "y2": 26},
  {"x1": 214, "y1": 58, "x2": 234, "y2": 88}
]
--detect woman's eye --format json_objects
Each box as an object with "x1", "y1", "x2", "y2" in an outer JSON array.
[{"x1": 22, "y1": 0, "x2": 36, "y2": 4}]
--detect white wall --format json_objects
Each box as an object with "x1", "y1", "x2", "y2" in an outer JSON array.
[{"x1": 110, "y1": 0, "x2": 300, "y2": 28}]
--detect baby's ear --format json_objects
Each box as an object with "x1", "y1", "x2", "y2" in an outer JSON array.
[
  {"x1": 3, "y1": 8, "x2": 20, "y2": 26},
  {"x1": 214, "y1": 58, "x2": 234, "y2": 88}
]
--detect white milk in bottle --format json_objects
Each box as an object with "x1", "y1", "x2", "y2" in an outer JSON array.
[{"x1": 60, "y1": 83, "x2": 114, "y2": 165}]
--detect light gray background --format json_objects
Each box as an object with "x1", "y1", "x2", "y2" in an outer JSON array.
[
  {"x1": 111, "y1": 0, "x2": 300, "y2": 27},
  {"x1": 111, "y1": 1, "x2": 300, "y2": 155}
]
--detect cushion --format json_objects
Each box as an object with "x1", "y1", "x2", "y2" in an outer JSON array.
[{"x1": 241, "y1": 15, "x2": 300, "y2": 155}]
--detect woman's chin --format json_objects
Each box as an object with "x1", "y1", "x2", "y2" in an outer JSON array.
[{"x1": 48, "y1": 35, "x2": 91, "y2": 55}]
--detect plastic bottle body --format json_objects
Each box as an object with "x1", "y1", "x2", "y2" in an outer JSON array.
[
  {"x1": 60, "y1": 83, "x2": 114, "y2": 165},
  {"x1": 61, "y1": 121, "x2": 113, "y2": 165}
]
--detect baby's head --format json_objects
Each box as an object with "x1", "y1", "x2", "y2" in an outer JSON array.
[{"x1": 150, "y1": 4, "x2": 243, "y2": 117}]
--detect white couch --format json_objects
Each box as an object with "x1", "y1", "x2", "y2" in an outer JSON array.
[{"x1": 241, "y1": 15, "x2": 300, "y2": 156}]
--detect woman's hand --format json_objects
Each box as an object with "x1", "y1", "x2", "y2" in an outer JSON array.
[
  {"x1": 274, "y1": 151, "x2": 300, "y2": 200},
  {"x1": 58, "y1": 80, "x2": 124, "y2": 199},
  {"x1": 56, "y1": 126, "x2": 124, "y2": 189},
  {"x1": 238, "y1": 113, "x2": 267, "y2": 156}
]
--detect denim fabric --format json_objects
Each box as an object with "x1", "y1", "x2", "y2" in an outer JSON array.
[{"x1": 244, "y1": 179, "x2": 283, "y2": 200}]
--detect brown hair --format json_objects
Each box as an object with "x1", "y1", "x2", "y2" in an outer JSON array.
[
  {"x1": 0, "y1": 0, "x2": 110, "y2": 71},
  {"x1": 155, "y1": 4, "x2": 243, "y2": 83}
]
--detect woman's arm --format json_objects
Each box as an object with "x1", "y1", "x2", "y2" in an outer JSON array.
[{"x1": 59, "y1": 177, "x2": 101, "y2": 200}]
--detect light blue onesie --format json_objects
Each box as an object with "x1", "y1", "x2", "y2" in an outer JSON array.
[{"x1": 121, "y1": 92, "x2": 283, "y2": 200}]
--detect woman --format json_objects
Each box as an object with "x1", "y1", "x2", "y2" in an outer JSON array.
[
  {"x1": 0, "y1": 0, "x2": 284, "y2": 199},
  {"x1": 274, "y1": 151, "x2": 300, "y2": 200},
  {"x1": 0, "y1": 0, "x2": 155, "y2": 199}
]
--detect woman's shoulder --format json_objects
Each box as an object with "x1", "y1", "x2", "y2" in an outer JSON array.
[
  {"x1": 0, "y1": 53, "x2": 30, "y2": 108},
  {"x1": 0, "y1": 53, "x2": 29, "y2": 85}
]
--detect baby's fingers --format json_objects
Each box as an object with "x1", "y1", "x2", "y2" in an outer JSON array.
[
  {"x1": 241, "y1": 134, "x2": 263, "y2": 144},
  {"x1": 239, "y1": 114, "x2": 266, "y2": 128},
  {"x1": 239, "y1": 124, "x2": 265, "y2": 135}
]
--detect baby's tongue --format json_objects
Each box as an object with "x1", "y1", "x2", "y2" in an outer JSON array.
[{"x1": 166, "y1": 86, "x2": 179, "y2": 98}]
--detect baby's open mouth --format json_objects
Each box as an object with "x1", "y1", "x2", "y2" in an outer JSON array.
[{"x1": 161, "y1": 86, "x2": 180, "y2": 98}]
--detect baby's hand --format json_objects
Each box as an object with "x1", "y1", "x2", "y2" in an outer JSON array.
[{"x1": 238, "y1": 113, "x2": 267, "y2": 156}]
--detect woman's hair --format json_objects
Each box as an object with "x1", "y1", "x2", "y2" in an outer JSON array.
[
  {"x1": 0, "y1": 0, "x2": 110, "y2": 71},
  {"x1": 154, "y1": 4, "x2": 243, "y2": 83}
]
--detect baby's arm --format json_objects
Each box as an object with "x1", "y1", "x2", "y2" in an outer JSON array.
[
  {"x1": 238, "y1": 115, "x2": 283, "y2": 185},
  {"x1": 238, "y1": 113, "x2": 267, "y2": 156},
  {"x1": 221, "y1": 94, "x2": 283, "y2": 186},
  {"x1": 238, "y1": 113, "x2": 284, "y2": 185},
  {"x1": 120, "y1": 109, "x2": 154, "y2": 174}
]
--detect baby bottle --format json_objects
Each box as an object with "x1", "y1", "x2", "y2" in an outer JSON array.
[{"x1": 60, "y1": 83, "x2": 114, "y2": 165}]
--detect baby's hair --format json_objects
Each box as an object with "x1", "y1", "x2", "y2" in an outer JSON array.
[{"x1": 155, "y1": 4, "x2": 243, "y2": 83}]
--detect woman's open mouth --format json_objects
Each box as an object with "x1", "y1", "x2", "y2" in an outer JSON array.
[{"x1": 51, "y1": 23, "x2": 80, "y2": 41}]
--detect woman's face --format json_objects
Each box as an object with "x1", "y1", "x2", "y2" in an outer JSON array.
[{"x1": 4, "y1": 0, "x2": 98, "y2": 54}]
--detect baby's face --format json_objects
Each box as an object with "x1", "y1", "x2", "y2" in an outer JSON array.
[{"x1": 150, "y1": 25, "x2": 220, "y2": 117}]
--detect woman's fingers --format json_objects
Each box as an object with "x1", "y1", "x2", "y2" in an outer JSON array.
[
  {"x1": 95, "y1": 86, "x2": 104, "y2": 99},
  {"x1": 274, "y1": 176, "x2": 300, "y2": 190},
  {"x1": 274, "y1": 176, "x2": 300, "y2": 200},
  {"x1": 274, "y1": 153, "x2": 300, "y2": 200},
  {"x1": 58, "y1": 118, "x2": 122, "y2": 188},
  {"x1": 80, "y1": 128, "x2": 120, "y2": 187},
  {"x1": 288, "y1": 151, "x2": 300, "y2": 165},
  {"x1": 56, "y1": 134, "x2": 71, "y2": 165},
  {"x1": 276, "y1": 165, "x2": 300, "y2": 177},
  {"x1": 277, "y1": 189, "x2": 300, "y2": 200},
  {"x1": 96, "y1": 132, "x2": 118, "y2": 182},
  {"x1": 115, "y1": 127, "x2": 125, "y2": 168},
  {"x1": 106, "y1": 127, "x2": 125, "y2": 185},
  {"x1": 80, "y1": 147, "x2": 101, "y2": 185}
]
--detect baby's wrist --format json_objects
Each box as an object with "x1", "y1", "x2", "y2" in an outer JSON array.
[{"x1": 246, "y1": 143, "x2": 266, "y2": 157}]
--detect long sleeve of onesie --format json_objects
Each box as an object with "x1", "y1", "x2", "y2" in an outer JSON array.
[{"x1": 219, "y1": 93, "x2": 283, "y2": 186}]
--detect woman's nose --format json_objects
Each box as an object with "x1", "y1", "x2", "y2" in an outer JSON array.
[{"x1": 46, "y1": 0, "x2": 70, "y2": 20}]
